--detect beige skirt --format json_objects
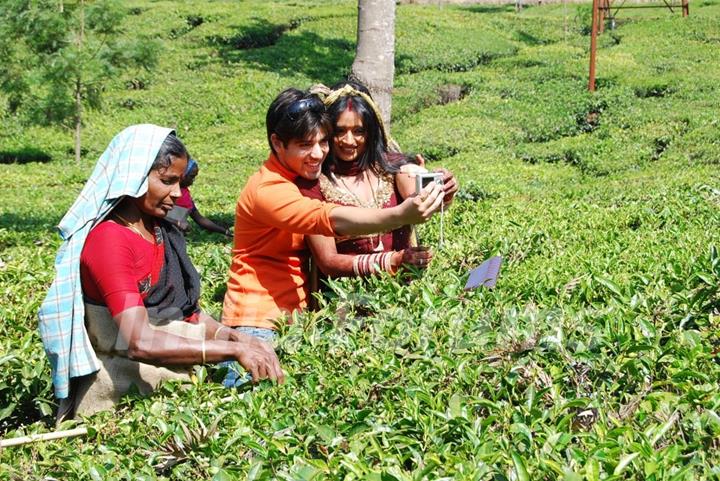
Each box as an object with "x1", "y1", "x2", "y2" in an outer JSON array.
[{"x1": 57, "y1": 303, "x2": 206, "y2": 421}]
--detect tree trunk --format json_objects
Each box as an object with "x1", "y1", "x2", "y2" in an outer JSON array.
[
  {"x1": 350, "y1": 0, "x2": 396, "y2": 131},
  {"x1": 74, "y1": 0, "x2": 84, "y2": 163},
  {"x1": 74, "y1": 81, "x2": 82, "y2": 163}
]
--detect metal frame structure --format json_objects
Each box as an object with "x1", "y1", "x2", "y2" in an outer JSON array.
[{"x1": 588, "y1": 0, "x2": 689, "y2": 91}]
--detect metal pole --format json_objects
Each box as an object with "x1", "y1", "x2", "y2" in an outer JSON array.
[
  {"x1": 602, "y1": 4, "x2": 684, "y2": 8},
  {"x1": 588, "y1": 0, "x2": 599, "y2": 92}
]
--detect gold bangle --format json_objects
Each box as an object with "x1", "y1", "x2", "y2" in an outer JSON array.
[
  {"x1": 214, "y1": 325, "x2": 228, "y2": 340},
  {"x1": 385, "y1": 252, "x2": 397, "y2": 275},
  {"x1": 201, "y1": 338, "x2": 206, "y2": 365}
]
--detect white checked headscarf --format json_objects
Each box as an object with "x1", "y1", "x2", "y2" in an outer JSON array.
[{"x1": 38, "y1": 124, "x2": 174, "y2": 399}]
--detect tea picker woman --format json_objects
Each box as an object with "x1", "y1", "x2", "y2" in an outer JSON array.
[
  {"x1": 166, "y1": 157, "x2": 233, "y2": 238},
  {"x1": 39, "y1": 124, "x2": 283, "y2": 421}
]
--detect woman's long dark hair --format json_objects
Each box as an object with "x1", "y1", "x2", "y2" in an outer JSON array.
[{"x1": 322, "y1": 81, "x2": 400, "y2": 180}]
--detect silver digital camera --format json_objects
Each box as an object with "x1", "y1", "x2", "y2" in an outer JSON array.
[{"x1": 415, "y1": 172, "x2": 444, "y2": 195}]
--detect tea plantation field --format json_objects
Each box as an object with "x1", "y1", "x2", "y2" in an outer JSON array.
[{"x1": 1, "y1": 0, "x2": 720, "y2": 478}]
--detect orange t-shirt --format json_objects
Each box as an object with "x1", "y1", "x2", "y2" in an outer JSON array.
[{"x1": 221, "y1": 154, "x2": 337, "y2": 329}]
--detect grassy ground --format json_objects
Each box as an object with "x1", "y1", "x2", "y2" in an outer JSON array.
[{"x1": 1, "y1": 0, "x2": 720, "y2": 479}]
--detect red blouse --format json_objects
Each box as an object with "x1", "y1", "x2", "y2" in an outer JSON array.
[
  {"x1": 176, "y1": 187, "x2": 195, "y2": 211},
  {"x1": 80, "y1": 220, "x2": 165, "y2": 317}
]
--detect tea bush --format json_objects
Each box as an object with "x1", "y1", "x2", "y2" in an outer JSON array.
[{"x1": 2, "y1": 0, "x2": 720, "y2": 479}]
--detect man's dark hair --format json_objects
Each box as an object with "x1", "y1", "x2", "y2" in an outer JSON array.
[
  {"x1": 266, "y1": 88, "x2": 331, "y2": 154},
  {"x1": 152, "y1": 133, "x2": 189, "y2": 171}
]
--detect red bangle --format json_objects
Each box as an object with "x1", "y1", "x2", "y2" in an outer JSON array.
[{"x1": 185, "y1": 311, "x2": 200, "y2": 324}]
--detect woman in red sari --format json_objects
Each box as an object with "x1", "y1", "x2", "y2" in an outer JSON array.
[{"x1": 40, "y1": 125, "x2": 283, "y2": 420}]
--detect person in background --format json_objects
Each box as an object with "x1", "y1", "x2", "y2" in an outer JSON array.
[
  {"x1": 166, "y1": 158, "x2": 233, "y2": 238},
  {"x1": 38, "y1": 124, "x2": 283, "y2": 421}
]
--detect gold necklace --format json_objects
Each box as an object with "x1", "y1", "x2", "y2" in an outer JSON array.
[
  {"x1": 333, "y1": 171, "x2": 381, "y2": 208},
  {"x1": 113, "y1": 212, "x2": 152, "y2": 242},
  {"x1": 333, "y1": 171, "x2": 384, "y2": 251}
]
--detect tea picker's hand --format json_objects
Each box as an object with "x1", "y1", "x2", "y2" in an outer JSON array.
[{"x1": 233, "y1": 332, "x2": 285, "y2": 384}]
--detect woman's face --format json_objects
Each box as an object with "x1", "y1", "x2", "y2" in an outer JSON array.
[
  {"x1": 333, "y1": 109, "x2": 366, "y2": 163},
  {"x1": 135, "y1": 155, "x2": 187, "y2": 218}
]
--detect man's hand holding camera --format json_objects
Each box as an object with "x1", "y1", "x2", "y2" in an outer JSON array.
[
  {"x1": 434, "y1": 167, "x2": 458, "y2": 204},
  {"x1": 399, "y1": 157, "x2": 459, "y2": 206},
  {"x1": 399, "y1": 181, "x2": 445, "y2": 224}
]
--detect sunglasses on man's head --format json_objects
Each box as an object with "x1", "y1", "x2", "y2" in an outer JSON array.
[{"x1": 286, "y1": 96, "x2": 324, "y2": 121}]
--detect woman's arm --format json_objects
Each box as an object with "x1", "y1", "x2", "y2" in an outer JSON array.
[
  {"x1": 189, "y1": 209, "x2": 232, "y2": 237},
  {"x1": 114, "y1": 307, "x2": 284, "y2": 383},
  {"x1": 306, "y1": 235, "x2": 353, "y2": 277},
  {"x1": 197, "y1": 311, "x2": 229, "y2": 340},
  {"x1": 307, "y1": 235, "x2": 434, "y2": 277},
  {"x1": 197, "y1": 312, "x2": 258, "y2": 344},
  {"x1": 395, "y1": 160, "x2": 459, "y2": 204},
  {"x1": 395, "y1": 163, "x2": 429, "y2": 200}
]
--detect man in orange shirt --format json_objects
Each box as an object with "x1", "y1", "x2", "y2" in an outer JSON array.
[{"x1": 220, "y1": 88, "x2": 445, "y2": 387}]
